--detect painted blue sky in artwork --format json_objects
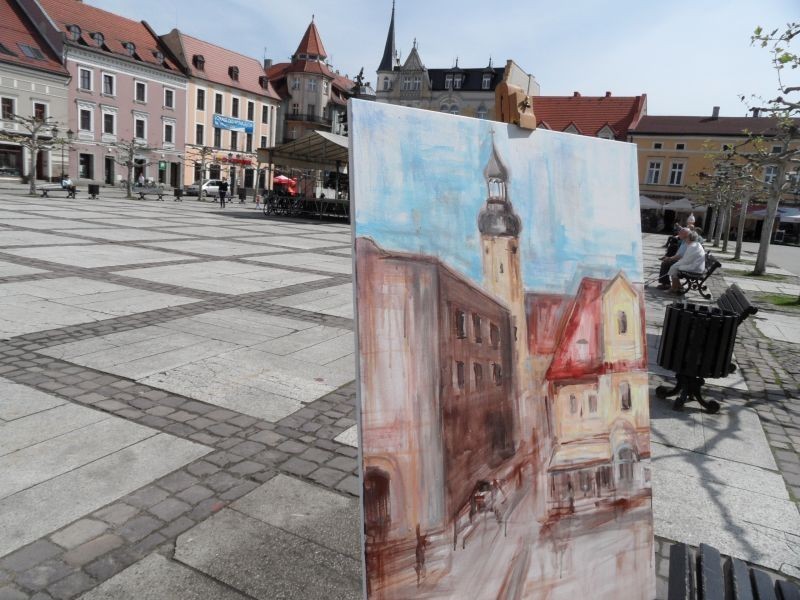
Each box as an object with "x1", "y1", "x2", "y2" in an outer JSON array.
[{"x1": 350, "y1": 99, "x2": 643, "y2": 295}]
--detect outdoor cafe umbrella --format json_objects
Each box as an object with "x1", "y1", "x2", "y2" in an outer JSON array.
[
  {"x1": 663, "y1": 197, "x2": 694, "y2": 212},
  {"x1": 639, "y1": 195, "x2": 662, "y2": 210},
  {"x1": 273, "y1": 175, "x2": 294, "y2": 184}
]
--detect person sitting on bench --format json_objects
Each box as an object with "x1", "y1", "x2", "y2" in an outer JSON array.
[
  {"x1": 668, "y1": 229, "x2": 705, "y2": 294},
  {"x1": 657, "y1": 227, "x2": 689, "y2": 290}
]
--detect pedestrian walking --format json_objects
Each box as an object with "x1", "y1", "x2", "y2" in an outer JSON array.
[{"x1": 218, "y1": 177, "x2": 229, "y2": 208}]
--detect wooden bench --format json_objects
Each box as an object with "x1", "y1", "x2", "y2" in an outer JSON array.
[
  {"x1": 38, "y1": 185, "x2": 76, "y2": 199},
  {"x1": 137, "y1": 189, "x2": 165, "y2": 201},
  {"x1": 677, "y1": 251, "x2": 722, "y2": 300},
  {"x1": 668, "y1": 542, "x2": 800, "y2": 599}
]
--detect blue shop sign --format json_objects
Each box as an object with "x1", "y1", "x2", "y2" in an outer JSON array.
[{"x1": 213, "y1": 114, "x2": 254, "y2": 134}]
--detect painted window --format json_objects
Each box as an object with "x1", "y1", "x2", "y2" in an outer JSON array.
[
  {"x1": 455, "y1": 309, "x2": 466, "y2": 338},
  {"x1": 569, "y1": 394, "x2": 578, "y2": 414},
  {"x1": 618, "y1": 311, "x2": 628, "y2": 334},
  {"x1": 646, "y1": 160, "x2": 661, "y2": 184},
  {"x1": 492, "y1": 363, "x2": 502, "y2": 386},
  {"x1": 617, "y1": 448, "x2": 635, "y2": 481},
  {"x1": 588, "y1": 394, "x2": 598, "y2": 413},
  {"x1": 668, "y1": 162, "x2": 685, "y2": 185},
  {"x1": 78, "y1": 68, "x2": 92, "y2": 91},
  {"x1": 135, "y1": 81, "x2": 146, "y2": 102},
  {"x1": 489, "y1": 323, "x2": 500, "y2": 348},
  {"x1": 472, "y1": 313, "x2": 482, "y2": 343},
  {"x1": 196, "y1": 89, "x2": 205, "y2": 111},
  {"x1": 473, "y1": 363, "x2": 483, "y2": 390},
  {"x1": 456, "y1": 361, "x2": 465, "y2": 389},
  {"x1": 195, "y1": 124, "x2": 204, "y2": 145},
  {"x1": 620, "y1": 382, "x2": 631, "y2": 410}
]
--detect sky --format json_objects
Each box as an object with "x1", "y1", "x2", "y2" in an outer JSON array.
[
  {"x1": 89, "y1": 0, "x2": 797, "y2": 117},
  {"x1": 350, "y1": 100, "x2": 643, "y2": 294}
]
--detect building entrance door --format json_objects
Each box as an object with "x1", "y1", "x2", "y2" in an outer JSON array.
[
  {"x1": 36, "y1": 150, "x2": 47, "y2": 180},
  {"x1": 105, "y1": 157, "x2": 115, "y2": 185}
]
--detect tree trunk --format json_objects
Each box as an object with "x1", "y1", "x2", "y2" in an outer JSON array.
[
  {"x1": 734, "y1": 194, "x2": 749, "y2": 260},
  {"x1": 753, "y1": 164, "x2": 786, "y2": 275},
  {"x1": 721, "y1": 204, "x2": 732, "y2": 254},
  {"x1": 707, "y1": 205, "x2": 718, "y2": 241},
  {"x1": 27, "y1": 137, "x2": 38, "y2": 195},
  {"x1": 712, "y1": 205, "x2": 724, "y2": 247}
]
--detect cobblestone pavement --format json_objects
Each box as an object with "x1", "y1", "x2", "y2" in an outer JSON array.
[
  {"x1": 1, "y1": 188, "x2": 798, "y2": 599},
  {"x1": 0, "y1": 189, "x2": 360, "y2": 599}
]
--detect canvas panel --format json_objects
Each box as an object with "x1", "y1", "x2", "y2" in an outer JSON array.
[{"x1": 350, "y1": 99, "x2": 654, "y2": 599}]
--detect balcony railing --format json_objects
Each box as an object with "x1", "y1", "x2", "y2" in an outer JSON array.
[{"x1": 286, "y1": 113, "x2": 331, "y2": 126}]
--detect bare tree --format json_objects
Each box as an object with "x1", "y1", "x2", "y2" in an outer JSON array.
[
  {"x1": 109, "y1": 139, "x2": 154, "y2": 199},
  {"x1": 183, "y1": 145, "x2": 214, "y2": 190},
  {"x1": 0, "y1": 114, "x2": 58, "y2": 195}
]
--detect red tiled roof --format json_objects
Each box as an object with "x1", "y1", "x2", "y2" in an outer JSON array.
[
  {"x1": 631, "y1": 115, "x2": 788, "y2": 137},
  {"x1": 294, "y1": 21, "x2": 327, "y2": 59},
  {"x1": 176, "y1": 33, "x2": 279, "y2": 100},
  {"x1": 37, "y1": 0, "x2": 177, "y2": 71},
  {"x1": 0, "y1": 0, "x2": 66, "y2": 75},
  {"x1": 533, "y1": 94, "x2": 647, "y2": 141}
]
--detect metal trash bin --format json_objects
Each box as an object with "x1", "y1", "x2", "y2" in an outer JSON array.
[
  {"x1": 655, "y1": 301, "x2": 739, "y2": 413},
  {"x1": 173, "y1": 188, "x2": 183, "y2": 200},
  {"x1": 238, "y1": 189, "x2": 247, "y2": 202},
  {"x1": 87, "y1": 183, "x2": 100, "y2": 199}
]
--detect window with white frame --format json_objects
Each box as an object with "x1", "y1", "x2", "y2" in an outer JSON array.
[
  {"x1": 134, "y1": 81, "x2": 146, "y2": 103},
  {"x1": 102, "y1": 111, "x2": 115, "y2": 135},
  {"x1": 772, "y1": 145, "x2": 782, "y2": 154},
  {"x1": 247, "y1": 101, "x2": 254, "y2": 121},
  {"x1": 260, "y1": 135, "x2": 267, "y2": 148},
  {"x1": 653, "y1": 142, "x2": 662, "y2": 149},
  {"x1": 33, "y1": 102, "x2": 47, "y2": 120},
  {"x1": 382, "y1": 77, "x2": 390, "y2": 90},
  {"x1": 449, "y1": 105, "x2": 459, "y2": 115},
  {"x1": 412, "y1": 76, "x2": 421, "y2": 90},
  {"x1": 102, "y1": 73, "x2": 115, "y2": 96},
  {"x1": 196, "y1": 88, "x2": 205, "y2": 111},
  {"x1": 291, "y1": 78, "x2": 300, "y2": 90},
  {"x1": 78, "y1": 68, "x2": 92, "y2": 91},
  {"x1": 134, "y1": 116, "x2": 146, "y2": 140},
  {"x1": 79, "y1": 107, "x2": 92, "y2": 131},
  {"x1": 195, "y1": 123, "x2": 204, "y2": 145},
  {"x1": 676, "y1": 143, "x2": 685, "y2": 150},
  {"x1": 764, "y1": 165, "x2": 778, "y2": 185},
  {"x1": 163, "y1": 88, "x2": 175, "y2": 109},
  {"x1": 646, "y1": 160, "x2": 662, "y2": 184},
  {"x1": 401, "y1": 76, "x2": 411, "y2": 90},
  {"x1": 444, "y1": 74, "x2": 452, "y2": 89},
  {"x1": 668, "y1": 162, "x2": 685, "y2": 185},
  {"x1": 291, "y1": 103, "x2": 299, "y2": 116},
  {"x1": 261, "y1": 105, "x2": 268, "y2": 124},
  {"x1": 307, "y1": 78, "x2": 317, "y2": 92},
  {"x1": 323, "y1": 80, "x2": 329, "y2": 95},
  {"x1": 453, "y1": 75, "x2": 462, "y2": 89},
  {"x1": 482, "y1": 73, "x2": 492, "y2": 89},
  {"x1": 163, "y1": 120, "x2": 175, "y2": 145},
  {"x1": 476, "y1": 106, "x2": 488, "y2": 119},
  {"x1": 214, "y1": 93, "x2": 223, "y2": 114},
  {"x1": 231, "y1": 98, "x2": 239, "y2": 118}
]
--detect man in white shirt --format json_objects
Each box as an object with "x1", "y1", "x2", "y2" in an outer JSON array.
[{"x1": 668, "y1": 229, "x2": 706, "y2": 293}]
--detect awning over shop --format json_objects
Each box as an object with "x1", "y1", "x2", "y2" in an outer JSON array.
[
  {"x1": 266, "y1": 130, "x2": 348, "y2": 170},
  {"x1": 663, "y1": 197, "x2": 693, "y2": 212}
]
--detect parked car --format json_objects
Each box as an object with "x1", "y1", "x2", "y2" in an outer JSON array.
[{"x1": 185, "y1": 179, "x2": 222, "y2": 198}]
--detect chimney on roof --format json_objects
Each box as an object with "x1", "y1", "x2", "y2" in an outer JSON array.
[
  {"x1": 263, "y1": 58, "x2": 272, "y2": 70},
  {"x1": 605, "y1": 91, "x2": 611, "y2": 97},
  {"x1": 751, "y1": 107, "x2": 760, "y2": 118},
  {"x1": 573, "y1": 91, "x2": 580, "y2": 97},
  {"x1": 711, "y1": 106, "x2": 720, "y2": 119}
]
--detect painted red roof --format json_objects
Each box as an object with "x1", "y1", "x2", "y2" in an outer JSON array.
[
  {"x1": 0, "y1": 0, "x2": 66, "y2": 75},
  {"x1": 533, "y1": 94, "x2": 647, "y2": 141},
  {"x1": 526, "y1": 293, "x2": 572, "y2": 355},
  {"x1": 294, "y1": 20, "x2": 327, "y2": 59},
  {"x1": 175, "y1": 32, "x2": 279, "y2": 100},
  {"x1": 37, "y1": 0, "x2": 177, "y2": 71}
]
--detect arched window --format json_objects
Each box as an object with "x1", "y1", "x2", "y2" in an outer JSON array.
[
  {"x1": 123, "y1": 42, "x2": 135, "y2": 57},
  {"x1": 617, "y1": 447, "x2": 635, "y2": 482},
  {"x1": 476, "y1": 105, "x2": 488, "y2": 119},
  {"x1": 92, "y1": 32, "x2": 104, "y2": 47},
  {"x1": 449, "y1": 104, "x2": 459, "y2": 115},
  {"x1": 68, "y1": 25, "x2": 81, "y2": 41},
  {"x1": 618, "y1": 311, "x2": 628, "y2": 334}
]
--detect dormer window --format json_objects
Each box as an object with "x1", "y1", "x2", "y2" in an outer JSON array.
[
  {"x1": 453, "y1": 75, "x2": 462, "y2": 90},
  {"x1": 68, "y1": 25, "x2": 81, "y2": 41},
  {"x1": 91, "y1": 32, "x2": 104, "y2": 47},
  {"x1": 258, "y1": 75, "x2": 269, "y2": 89},
  {"x1": 153, "y1": 51, "x2": 164, "y2": 65},
  {"x1": 123, "y1": 42, "x2": 135, "y2": 57},
  {"x1": 193, "y1": 54, "x2": 205, "y2": 70},
  {"x1": 228, "y1": 66, "x2": 239, "y2": 80}
]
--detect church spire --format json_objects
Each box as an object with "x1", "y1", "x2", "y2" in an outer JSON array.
[
  {"x1": 478, "y1": 134, "x2": 521, "y2": 237},
  {"x1": 378, "y1": 1, "x2": 396, "y2": 72}
]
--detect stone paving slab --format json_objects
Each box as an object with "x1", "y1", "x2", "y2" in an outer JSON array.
[
  {"x1": 0, "y1": 231, "x2": 97, "y2": 247},
  {"x1": 0, "y1": 261, "x2": 47, "y2": 277},
  {"x1": 271, "y1": 283, "x2": 354, "y2": 318},
  {"x1": 2, "y1": 245, "x2": 185, "y2": 269},
  {"x1": 247, "y1": 252, "x2": 353, "y2": 274},
  {"x1": 751, "y1": 311, "x2": 800, "y2": 344},
  {"x1": 0, "y1": 403, "x2": 108, "y2": 456},
  {"x1": 52, "y1": 228, "x2": 193, "y2": 242},
  {"x1": 78, "y1": 553, "x2": 250, "y2": 600},
  {"x1": 0, "y1": 379, "x2": 65, "y2": 421},
  {"x1": 139, "y1": 239, "x2": 286, "y2": 257},
  {"x1": 175, "y1": 506, "x2": 361, "y2": 600}
]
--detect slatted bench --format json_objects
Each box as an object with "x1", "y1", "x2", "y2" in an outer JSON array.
[
  {"x1": 678, "y1": 252, "x2": 722, "y2": 300},
  {"x1": 668, "y1": 542, "x2": 800, "y2": 599},
  {"x1": 137, "y1": 189, "x2": 165, "y2": 201},
  {"x1": 37, "y1": 185, "x2": 76, "y2": 199},
  {"x1": 716, "y1": 282, "x2": 759, "y2": 324}
]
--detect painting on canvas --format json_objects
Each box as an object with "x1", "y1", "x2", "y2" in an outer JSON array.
[{"x1": 350, "y1": 99, "x2": 654, "y2": 599}]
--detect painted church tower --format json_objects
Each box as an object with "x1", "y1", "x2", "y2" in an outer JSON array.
[{"x1": 478, "y1": 137, "x2": 531, "y2": 444}]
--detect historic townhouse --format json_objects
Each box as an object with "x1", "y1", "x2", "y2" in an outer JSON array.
[
  {"x1": 266, "y1": 19, "x2": 355, "y2": 143},
  {"x1": 375, "y1": 3, "x2": 538, "y2": 118},
  {"x1": 19, "y1": 0, "x2": 187, "y2": 185},
  {"x1": 160, "y1": 30, "x2": 280, "y2": 191},
  {"x1": 0, "y1": 0, "x2": 68, "y2": 181}
]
